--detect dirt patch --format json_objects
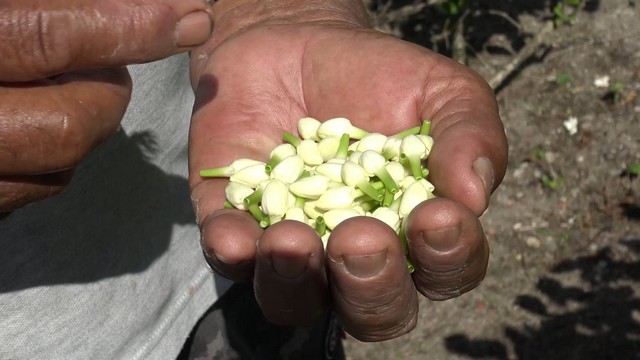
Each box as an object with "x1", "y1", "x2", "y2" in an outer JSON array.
[{"x1": 344, "y1": 1, "x2": 640, "y2": 359}]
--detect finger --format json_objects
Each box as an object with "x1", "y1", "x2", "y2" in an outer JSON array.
[
  {"x1": 0, "y1": 169, "x2": 74, "y2": 212},
  {"x1": 200, "y1": 209, "x2": 262, "y2": 282},
  {"x1": 326, "y1": 217, "x2": 418, "y2": 342},
  {"x1": 0, "y1": 0, "x2": 212, "y2": 81},
  {"x1": 421, "y1": 65, "x2": 508, "y2": 216},
  {"x1": 404, "y1": 198, "x2": 489, "y2": 301},
  {"x1": 0, "y1": 68, "x2": 131, "y2": 175},
  {"x1": 254, "y1": 220, "x2": 329, "y2": 326}
]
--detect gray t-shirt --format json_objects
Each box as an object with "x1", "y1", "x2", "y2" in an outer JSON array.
[{"x1": 0, "y1": 54, "x2": 231, "y2": 359}]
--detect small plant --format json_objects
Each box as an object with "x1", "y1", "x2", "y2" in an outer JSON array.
[
  {"x1": 439, "y1": 0, "x2": 467, "y2": 16},
  {"x1": 611, "y1": 81, "x2": 625, "y2": 103},
  {"x1": 553, "y1": 0, "x2": 582, "y2": 26},
  {"x1": 542, "y1": 174, "x2": 564, "y2": 190},
  {"x1": 626, "y1": 162, "x2": 640, "y2": 176},
  {"x1": 555, "y1": 73, "x2": 572, "y2": 86}
]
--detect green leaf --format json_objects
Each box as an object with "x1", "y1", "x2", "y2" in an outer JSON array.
[
  {"x1": 627, "y1": 162, "x2": 640, "y2": 175},
  {"x1": 556, "y1": 73, "x2": 572, "y2": 86}
]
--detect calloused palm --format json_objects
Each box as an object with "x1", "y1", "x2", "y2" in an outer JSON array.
[{"x1": 189, "y1": 24, "x2": 507, "y2": 341}]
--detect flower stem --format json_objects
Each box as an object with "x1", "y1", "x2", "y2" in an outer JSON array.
[
  {"x1": 376, "y1": 168, "x2": 399, "y2": 194},
  {"x1": 223, "y1": 201, "x2": 234, "y2": 209},
  {"x1": 335, "y1": 133, "x2": 350, "y2": 160},
  {"x1": 199, "y1": 166, "x2": 232, "y2": 178},
  {"x1": 402, "y1": 153, "x2": 424, "y2": 180},
  {"x1": 248, "y1": 203, "x2": 268, "y2": 226},
  {"x1": 393, "y1": 126, "x2": 420, "y2": 139},
  {"x1": 243, "y1": 187, "x2": 264, "y2": 206},
  {"x1": 282, "y1": 132, "x2": 301, "y2": 147},
  {"x1": 315, "y1": 216, "x2": 327, "y2": 237},
  {"x1": 356, "y1": 180, "x2": 384, "y2": 202},
  {"x1": 382, "y1": 188, "x2": 394, "y2": 207},
  {"x1": 419, "y1": 120, "x2": 431, "y2": 136}
]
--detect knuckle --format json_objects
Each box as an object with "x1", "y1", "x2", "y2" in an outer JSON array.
[{"x1": 0, "y1": 8, "x2": 73, "y2": 78}]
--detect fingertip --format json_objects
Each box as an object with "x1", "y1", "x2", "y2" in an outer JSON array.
[
  {"x1": 200, "y1": 209, "x2": 262, "y2": 281},
  {"x1": 254, "y1": 220, "x2": 329, "y2": 326},
  {"x1": 326, "y1": 217, "x2": 418, "y2": 342},
  {"x1": 404, "y1": 198, "x2": 489, "y2": 300}
]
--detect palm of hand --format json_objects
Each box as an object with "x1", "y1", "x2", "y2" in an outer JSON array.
[{"x1": 189, "y1": 25, "x2": 507, "y2": 341}]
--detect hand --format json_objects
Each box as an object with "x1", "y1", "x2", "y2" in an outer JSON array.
[
  {"x1": 0, "y1": 0, "x2": 213, "y2": 213},
  {"x1": 189, "y1": 1, "x2": 507, "y2": 342}
]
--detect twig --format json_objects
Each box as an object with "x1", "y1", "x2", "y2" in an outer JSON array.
[{"x1": 488, "y1": 21, "x2": 555, "y2": 90}]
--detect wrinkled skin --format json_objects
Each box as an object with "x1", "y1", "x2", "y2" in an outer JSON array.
[
  {"x1": 189, "y1": 24, "x2": 508, "y2": 341},
  {"x1": 0, "y1": 0, "x2": 212, "y2": 213}
]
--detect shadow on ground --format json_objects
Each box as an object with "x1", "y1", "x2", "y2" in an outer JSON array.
[{"x1": 445, "y1": 239, "x2": 640, "y2": 360}]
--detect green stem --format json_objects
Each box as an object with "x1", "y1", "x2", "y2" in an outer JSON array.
[
  {"x1": 248, "y1": 203, "x2": 268, "y2": 225},
  {"x1": 282, "y1": 132, "x2": 301, "y2": 147},
  {"x1": 223, "y1": 201, "x2": 234, "y2": 209},
  {"x1": 375, "y1": 168, "x2": 399, "y2": 194},
  {"x1": 419, "y1": 120, "x2": 431, "y2": 136},
  {"x1": 382, "y1": 188, "x2": 394, "y2": 207},
  {"x1": 356, "y1": 180, "x2": 384, "y2": 202},
  {"x1": 315, "y1": 216, "x2": 327, "y2": 237},
  {"x1": 335, "y1": 133, "x2": 350, "y2": 159},
  {"x1": 243, "y1": 187, "x2": 264, "y2": 206},
  {"x1": 294, "y1": 196, "x2": 306, "y2": 208},
  {"x1": 402, "y1": 154, "x2": 424, "y2": 180},
  {"x1": 199, "y1": 166, "x2": 232, "y2": 178},
  {"x1": 392, "y1": 126, "x2": 420, "y2": 139}
]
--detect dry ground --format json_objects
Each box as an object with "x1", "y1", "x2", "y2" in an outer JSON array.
[{"x1": 344, "y1": 1, "x2": 640, "y2": 359}]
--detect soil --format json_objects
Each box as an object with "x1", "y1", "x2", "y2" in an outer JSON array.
[{"x1": 343, "y1": 1, "x2": 640, "y2": 359}]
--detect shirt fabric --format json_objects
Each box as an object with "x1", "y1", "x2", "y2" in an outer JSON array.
[{"x1": 0, "y1": 54, "x2": 231, "y2": 360}]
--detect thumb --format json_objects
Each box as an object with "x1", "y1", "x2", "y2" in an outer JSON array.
[{"x1": 0, "y1": 0, "x2": 213, "y2": 81}]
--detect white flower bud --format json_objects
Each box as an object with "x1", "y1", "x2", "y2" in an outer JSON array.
[
  {"x1": 323, "y1": 208, "x2": 360, "y2": 230},
  {"x1": 316, "y1": 185, "x2": 356, "y2": 210},
  {"x1": 317, "y1": 117, "x2": 368, "y2": 139},
  {"x1": 224, "y1": 182, "x2": 254, "y2": 210},
  {"x1": 417, "y1": 134, "x2": 434, "y2": 157},
  {"x1": 318, "y1": 136, "x2": 341, "y2": 161},
  {"x1": 385, "y1": 161, "x2": 407, "y2": 185},
  {"x1": 399, "y1": 181, "x2": 430, "y2": 218},
  {"x1": 356, "y1": 133, "x2": 387, "y2": 153},
  {"x1": 371, "y1": 207, "x2": 401, "y2": 231},
  {"x1": 230, "y1": 163, "x2": 269, "y2": 188},
  {"x1": 303, "y1": 200, "x2": 325, "y2": 220},
  {"x1": 359, "y1": 150, "x2": 386, "y2": 176},
  {"x1": 347, "y1": 150, "x2": 363, "y2": 164},
  {"x1": 261, "y1": 179, "x2": 290, "y2": 218},
  {"x1": 271, "y1": 154, "x2": 304, "y2": 184},
  {"x1": 289, "y1": 175, "x2": 330, "y2": 199},
  {"x1": 401, "y1": 134, "x2": 427, "y2": 160},
  {"x1": 285, "y1": 207, "x2": 308, "y2": 223},
  {"x1": 341, "y1": 161, "x2": 368, "y2": 187},
  {"x1": 297, "y1": 139, "x2": 324, "y2": 166},
  {"x1": 269, "y1": 143, "x2": 297, "y2": 162},
  {"x1": 417, "y1": 178, "x2": 435, "y2": 193},
  {"x1": 315, "y1": 162, "x2": 343, "y2": 182},
  {"x1": 298, "y1": 117, "x2": 322, "y2": 140},
  {"x1": 382, "y1": 136, "x2": 402, "y2": 160}
]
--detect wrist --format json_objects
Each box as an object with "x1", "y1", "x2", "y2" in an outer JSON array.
[{"x1": 210, "y1": 0, "x2": 370, "y2": 48}]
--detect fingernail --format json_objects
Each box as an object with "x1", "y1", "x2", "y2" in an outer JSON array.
[
  {"x1": 342, "y1": 251, "x2": 387, "y2": 279},
  {"x1": 271, "y1": 255, "x2": 309, "y2": 279},
  {"x1": 422, "y1": 225, "x2": 461, "y2": 253},
  {"x1": 473, "y1": 157, "x2": 494, "y2": 201},
  {"x1": 176, "y1": 11, "x2": 213, "y2": 47}
]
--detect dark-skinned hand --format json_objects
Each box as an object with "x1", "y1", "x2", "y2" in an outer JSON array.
[
  {"x1": 189, "y1": 0, "x2": 508, "y2": 342},
  {"x1": 0, "y1": 0, "x2": 213, "y2": 214}
]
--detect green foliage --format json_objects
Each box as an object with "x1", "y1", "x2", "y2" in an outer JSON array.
[
  {"x1": 541, "y1": 174, "x2": 564, "y2": 190},
  {"x1": 554, "y1": 0, "x2": 583, "y2": 26},
  {"x1": 611, "y1": 81, "x2": 625, "y2": 103},
  {"x1": 555, "y1": 73, "x2": 572, "y2": 86},
  {"x1": 439, "y1": 0, "x2": 467, "y2": 16},
  {"x1": 627, "y1": 162, "x2": 640, "y2": 176}
]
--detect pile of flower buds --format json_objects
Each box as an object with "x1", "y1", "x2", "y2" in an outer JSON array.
[{"x1": 200, "y1": 117, "x2": 435, "y2": 271}]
